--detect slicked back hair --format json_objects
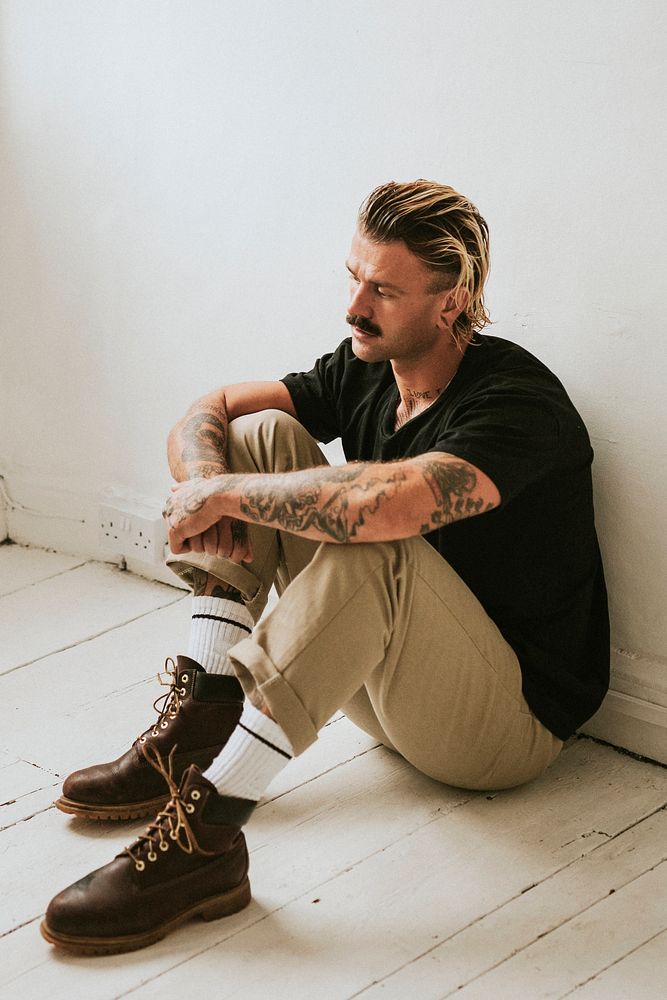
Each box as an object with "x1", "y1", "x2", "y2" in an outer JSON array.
[{"x1": 357, "y1": 180, "x2": 491, "y2": 347}]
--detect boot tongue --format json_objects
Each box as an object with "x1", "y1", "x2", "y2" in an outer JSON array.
[
  {"x1": 176, "y1": 655, "x2": 206, "y2": 673},
  {"x1": 179, "y1": 763, "x2": 217, "y2": 798}
]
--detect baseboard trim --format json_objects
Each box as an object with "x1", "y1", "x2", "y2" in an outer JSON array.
[
  {"x1": 580, "y1": 690, "x2": 667, "y2": 765},
  {"x1": 1, "y1": 474, "x2": 186, "y2": 590}
]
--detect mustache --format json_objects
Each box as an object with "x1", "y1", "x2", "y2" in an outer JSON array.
[{"x1": 346, "y1": 314, "x2": 382, "y2": 337}]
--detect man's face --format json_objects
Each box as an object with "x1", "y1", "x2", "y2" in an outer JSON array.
[{"x1": 345, "y1": 228, "x2": 450, "y2": 366}]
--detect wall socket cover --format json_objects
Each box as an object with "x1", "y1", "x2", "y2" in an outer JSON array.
[{"x1": 98, "y1": 503, "x2": 167, "y2": 564}]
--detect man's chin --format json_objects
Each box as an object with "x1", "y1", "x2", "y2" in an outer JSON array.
[{"x1": 350, "y1": 328, "x2": 384, "y2": 360}]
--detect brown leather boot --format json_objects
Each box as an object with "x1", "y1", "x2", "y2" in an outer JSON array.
[
  {"x1": 42, "y1": 764, "x2": 255, "y2": 955},
  {"x1": 56, "y1": 656, "x2": 244, "y2": 820}
]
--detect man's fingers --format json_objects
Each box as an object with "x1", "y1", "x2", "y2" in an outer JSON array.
[
  {"x1": 241, "y1": 533, "x2": 254, "y2": 563},
  {"x1": 167, "y1": 511, "x2": 252, "y2": 564},
  {"x1": 228, "y1": 519, "x2": 252, "y2": 564},
  {"x1": 189, "y1": 532, "x2": 205, "y2": 554},
  {"x1": 193, "y1": 518, "x2": 253, "y2": 563},
  {"x1": 167, "y1": 527, "x2": 190, "y2": 555},
  {"x1": 201, "y1": 524, "x2": 222, "y2": 556}
]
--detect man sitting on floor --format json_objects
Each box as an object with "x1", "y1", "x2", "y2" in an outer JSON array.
[{"x1": 41, "y1": 179, "x2": 610, "y2": 955}]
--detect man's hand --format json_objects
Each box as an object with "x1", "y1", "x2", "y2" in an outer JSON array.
[{"x1": 163, "y1": 477, "x2": 253, "y2": 563}]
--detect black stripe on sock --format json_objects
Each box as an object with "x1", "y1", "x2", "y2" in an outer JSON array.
[
  {"x1": 238, "y1": 722, "x2": 293, "y2": 760},
  {"x1": 191, "y1": 613, "x2": 252, "y2": 634}
]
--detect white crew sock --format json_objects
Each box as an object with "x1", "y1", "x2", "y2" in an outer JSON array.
[
  {"x1": 203, "y1": 702, "x2": 293, "y2": 801},
  {"x1": 186, "y1": 596, "x2": 254, "y2": 675}
]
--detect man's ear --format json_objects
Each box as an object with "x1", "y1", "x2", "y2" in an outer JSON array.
[{"x1": 439, "y1": 287, "x2": 469, "y2": 329}]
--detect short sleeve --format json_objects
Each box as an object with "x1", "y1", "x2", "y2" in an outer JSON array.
[
  {"x1": 281, "y1": 344, "x2": 348, "y2": 443},
  {"x1": 432, "y1": 378, "x2": 586, "y2": 505}
]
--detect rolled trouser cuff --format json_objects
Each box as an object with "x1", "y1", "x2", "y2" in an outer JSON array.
[
  {"x1": 227, "y1": 638, "x2": 319, "y2": 756},
  {"x1": 166, "y1": 551, "x2": 262, "y2": 607}
]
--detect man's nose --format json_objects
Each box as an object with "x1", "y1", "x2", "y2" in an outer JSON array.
[{"x1": 349, "y1": 282, "x2": 373, "y2": 317}]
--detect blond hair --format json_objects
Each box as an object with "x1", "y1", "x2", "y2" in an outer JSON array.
[{"x1": 357, "y1": 180, "x2": 491, "y2": 346}]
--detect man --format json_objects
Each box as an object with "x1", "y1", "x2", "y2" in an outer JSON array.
[{"x1": 41, "y1": 180, "x2": 609, "y2": 955}]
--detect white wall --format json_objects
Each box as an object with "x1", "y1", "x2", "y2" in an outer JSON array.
[{"x1": 1, "y1": 1, "x2": 666, "y2": 748}]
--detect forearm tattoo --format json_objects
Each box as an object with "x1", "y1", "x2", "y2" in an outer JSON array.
[
  {"x1": 421, "y1": 459, "x2": 495, "y2": 527},
  {"x1": 239, "y1": 465, "x2": 407, "y2": 542},
  {"x1": 165, "y1": 457, "x2": 494, "y2": 547},
  {"x1": 180, "y1": 409, "x2": 228, "y2": 477}
]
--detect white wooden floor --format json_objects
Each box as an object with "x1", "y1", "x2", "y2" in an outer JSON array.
[{"x1": 1, "y1": 543, "x2": 666, "y2": 1000}]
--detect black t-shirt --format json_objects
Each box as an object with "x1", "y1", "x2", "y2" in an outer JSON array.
[{"x1": 281, "y1": 334, "x2": 609, "y2": 741}]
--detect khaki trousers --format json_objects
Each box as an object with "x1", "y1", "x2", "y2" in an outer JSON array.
[{"x1": 167, "y1": 410, "x2": 562, "y2": 791}]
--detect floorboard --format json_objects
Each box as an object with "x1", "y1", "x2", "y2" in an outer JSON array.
[
  {"x1": 2, "y1": 598, "x2": 190, "y2": 794},
  {"x1": 0, "y1": 562, "x2": 182, "y2": 676},
  {"x1": 566, "y1": 927, "x2": 667, "y2": 999},
  {"x1": 453, "y1": 862, "x2": 667, "y2": 999},
  {"x1": 358, "y1": 806, "x2": 667, "y2": 999},
  {"x1": 0, "y1": 543, "x2": 86, "y2": 597}
]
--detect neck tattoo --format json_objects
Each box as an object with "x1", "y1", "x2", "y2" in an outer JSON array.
[
  {"x1": 407, "y1": 387, "x2": 436, "y2": 401},
  {"x1": 395, "y1": 374, "x2": 455, "y2": 431}
]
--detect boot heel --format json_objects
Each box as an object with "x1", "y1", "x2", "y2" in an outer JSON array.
[{"x1": 199, "y1": 878, "x2": 252, "y2": 921}]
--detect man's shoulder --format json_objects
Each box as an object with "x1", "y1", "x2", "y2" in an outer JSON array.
[
  {"x1": 462, "y1": 335, "x2": 589, "y2": 443},
  {"x1": 463, "y1": 334, "x2": 567, "y2": 391},
  {"x1": 468, "y1": 333, "x2": 551, "y2": 369}
]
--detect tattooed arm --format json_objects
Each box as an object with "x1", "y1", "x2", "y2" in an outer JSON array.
[
  {"x1": 164, "y1": 452, "x2": 500, "y2": 554},
  {"x1": 167, "y1": 381, "x2": 296, "y2": 481},
  {"x1": 166, "y1": 381, "x2": 297, "y2": 560}
]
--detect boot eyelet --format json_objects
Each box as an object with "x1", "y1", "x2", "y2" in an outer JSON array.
[
  {"x1": 191, "y1": 789, "x2": 201, "y2": 800},
  {"x1": 159, "y1": 841, "x2": 169, "y2": 852},
  {"x1": 139, "y1": 736, "x2": 146, "y2": 744},
  {"x1": 169, "y1": 712, "x2": 177, "y2": 719},
  {"x1": 185, "y1": 803, "x2": 195, "y2": 814},
  {"x1": 160, "y1": 721, "x2": 168, "y2": 729},
  {"x1": 147, "y1": 851, "x2": 157, "y2": 862},
  {"x1": 151, "y1": 730, "x2": 159, "y2": 738},
  {"x1": 181, "y1": 673, "x2": 189, "y2": 683},
  {"x1": 170, "y1": 830, "x2": 178, "y2": 840},
  {"x1": 135, "y1": 860, "x2": 146, "y2": 872},
  {"x1": 178, "y1": 687, "x2": 187, "y2": 696}
]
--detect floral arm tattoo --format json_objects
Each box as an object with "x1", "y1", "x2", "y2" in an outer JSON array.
[
  {"x1": 165, "y1": 454, "x2": 497, "y2": 547},
  {"x1": 239, "y1": 465, "x2": 408, "y2": 543}
]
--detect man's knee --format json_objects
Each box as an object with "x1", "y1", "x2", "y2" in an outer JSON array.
[
  {"x1": 227, "y1": 410, "x2": 323, "y2": 474},
  {"x1": 229, "y1": 408, "x2": 301, "y2": 438},
  {"x1": 311, "y1": 536, "x2": 421, "y2": 571}
]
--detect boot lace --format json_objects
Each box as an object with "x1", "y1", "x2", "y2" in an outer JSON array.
[
  {"x1": 123, "y1": 744, "x2": 217, "y2": 871},
  {"x1": 136, "y1": 657, "x2": 187, "y2": 745}
]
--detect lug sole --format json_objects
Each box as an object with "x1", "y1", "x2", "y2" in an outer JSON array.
[
  {"x1": 40, "y1": 876, "x2": 252, "y2": 955},
  {"x1": 55, "y1": 794, "x2": 170, "y2": 821}
]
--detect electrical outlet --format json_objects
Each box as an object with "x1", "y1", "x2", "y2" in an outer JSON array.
[{"x1": 98, "y1": 504, "x2": 167, "y2": 564}]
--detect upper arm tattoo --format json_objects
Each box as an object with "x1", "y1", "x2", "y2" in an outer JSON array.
[
  {"x1": 180, "y1": 409, "x2": 228, "y2": 476},
  {"x1": 421, "y1": 458, "x2": 496, "y2": 528},
  {"x1": 239, "y1": 464, "x2": 407, "y2": 542}
]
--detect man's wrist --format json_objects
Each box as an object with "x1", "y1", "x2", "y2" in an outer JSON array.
[
  {"x1": 184, "y1": 461, "x2": 230, "y2": 480},
  {"x1": 205, "y1": 472, "x2": 238, "y2": 519}
]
